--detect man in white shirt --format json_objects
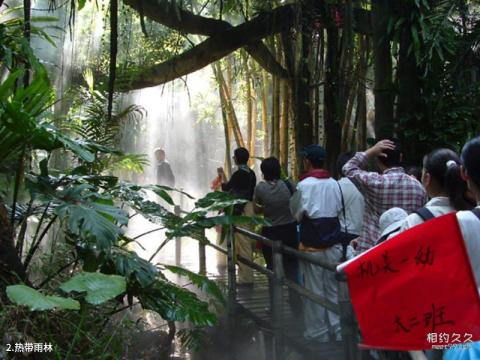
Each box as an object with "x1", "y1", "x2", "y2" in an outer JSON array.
[
  {"x1": 290, "y1": 145, "x2": 343, "y2": 342},
  {"x1": 337, "y1": 152, "x2": 365, "y2": 238}
]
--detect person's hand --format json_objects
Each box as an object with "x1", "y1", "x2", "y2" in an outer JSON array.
[
  {"x1": 217, "y1": 167, "x2": 227, "y2": 182},
  {"x1": 365, "y1": 139, "x2": 396, "y2": 158},
  {"x1": 350, "y1": 238, "x2": 358, "y2": 250}
]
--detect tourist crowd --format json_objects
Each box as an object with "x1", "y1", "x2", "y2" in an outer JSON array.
[{"x1": 215, "y1": 136, "x2": 480, "y2": 356}]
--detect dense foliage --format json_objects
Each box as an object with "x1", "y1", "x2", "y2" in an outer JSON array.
[
  {"x1": 2, "y1": 0, "x2": 480, "y2": 357},
  {"x1": 0, "y1": 5, "x2": 266, "y2": 358}
]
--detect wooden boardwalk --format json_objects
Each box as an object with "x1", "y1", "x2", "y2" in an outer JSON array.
[{"x1": 204, "y1": 267, "x2": 346, "y2": 359}]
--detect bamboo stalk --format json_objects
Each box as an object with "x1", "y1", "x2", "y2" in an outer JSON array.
[
  {"x1": 213, "y1": 63, "x2": 233, "y2": 176},
  {"x1": 261, "y1": 70, "x2": 269, "y2": 157},
  {"x1": 250, "y1": 73, "x2": 258, "y2": 160},
  {"x1": 217, "y1": 64, "x2": 246, "y2": 149},
  {"x1": 279, "y1": 80, "x2": 289, "y2": 170}
]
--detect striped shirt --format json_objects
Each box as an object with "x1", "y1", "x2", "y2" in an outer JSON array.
[{"x1": 343, "y1": 152, "x2": 427, "y2": 252}]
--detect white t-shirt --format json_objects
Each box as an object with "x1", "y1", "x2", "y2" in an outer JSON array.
[
  {"x1": 338, "y1": 177, "x2": 365, "y2": 235},
  {"x1": 290, "y1": 177, "x2": 342, "y2": 221},
  {"x1": 457, "y1": 206, "x2": 480, "y2": 294},
  {"x1": 400, "y1": 197, "x2": 455, "y2": 231}
]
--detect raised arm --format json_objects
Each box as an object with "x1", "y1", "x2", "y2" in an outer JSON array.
[
  {"x1": 342, "y1": 139, "x2": 396, "y2": 193},
  {"x1": 221, "y1": 169, "x2": 239, "y2": 193}
]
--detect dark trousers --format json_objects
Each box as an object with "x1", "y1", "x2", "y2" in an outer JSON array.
[{"x1": 261, "y1": 222, "x2": 302, "y2": 316}]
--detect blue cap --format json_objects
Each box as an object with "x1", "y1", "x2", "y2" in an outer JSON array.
[{"x1": 299, "y1": 144, "x2": 327, "y2": 161}]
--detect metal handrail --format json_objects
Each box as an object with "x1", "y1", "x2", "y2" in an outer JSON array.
[
  {"x1": 283, "y1": 278, "x2": 340, "y2": 313},
  {"x1": 171, "y1": 203, "x2": 359, "y2": 360},
  {"x1": 234, "y1": 226, "x2": 339, "y2": 272},
  {"x1": 197, "y1": 225, "x2": 348, "y2": 313},
  {"x1": 227, "y1": 224, "x2": 360, "y2": 360}
]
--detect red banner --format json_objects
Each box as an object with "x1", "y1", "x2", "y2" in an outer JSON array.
[{"x1": 343, "y1": 213, "x2": 480, "y2": 350}]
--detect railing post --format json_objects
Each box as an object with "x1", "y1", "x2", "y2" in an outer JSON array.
[
  {"x1": 199, "y1": 229, "x2": 206, "y2": 275},
  {"x1": 174, "y1": 205, "x2": 181, "y2": 266},
  {"x1": 271, "y1": 240, "x2": 285, "y2": 360},
  {"x1": 337, "y1": 274, "x2": 359, "y2": 360},
  {"x1": 227, "y1": 225, "x2": 236, "y2": 310}
]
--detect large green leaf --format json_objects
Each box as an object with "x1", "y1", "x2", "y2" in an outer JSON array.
[
  {"x1": 55, "y1": 133, "x2": 95, "y2": 162},
  {"x1": 194, "y1": 191, "x2": 247, "y2": 212},
  {"x1": 6, "y1": 285, "x2": 80, "y2": 311},
  {"x1": 164, "y1": 265, "x2": 224, "y2": 305},
  {"x1": 54, "y1": 185, "x2": 127, "y2": 250},
  {"x1": 55, "y1": 203, "x2": 123, "y2": 250},
  {"x1": 0, "y1": 70, "x2": 110, "y2": 166},
  {"x1": 140, "y1": 280, "x2": 218, "y2": 326},
  {"x1": 60, "y1": 272, "x2": 126, "y2": 305},
  {"x1": 109, "y1": 248, "x2": 157, "y2": 288}
]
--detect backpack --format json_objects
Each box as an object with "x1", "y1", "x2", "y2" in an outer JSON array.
[
  {"x1": 282, "y1": 179, "x2": 294, "y2": 196},
  {"x1": 472, "y1": 208, "x2": 480, "y2": 220},
  {"x1": 337, "y1": 182, "x2": 356, "y2": 261},
  {"x1": 377, "y1": 227, "x2": 402, "y2": 245},
  {"x1": 414, "y1": 207, "x2": 435, "y2": 222}
]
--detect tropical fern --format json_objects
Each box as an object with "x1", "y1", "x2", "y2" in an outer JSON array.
[{"x1": 65, "y1": 72, "x2": 147, "y2": 173}]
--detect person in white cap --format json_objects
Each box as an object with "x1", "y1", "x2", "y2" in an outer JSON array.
[{"x1": 376, "y1": 207, "x2": 408, "y2": 244}]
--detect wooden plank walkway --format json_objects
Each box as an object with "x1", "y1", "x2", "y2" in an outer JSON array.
[{"x1": 203, "y1": 267, "x2": 346, "y2": 359}]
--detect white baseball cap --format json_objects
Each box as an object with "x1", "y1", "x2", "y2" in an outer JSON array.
[{"x1": 379, "y1": 207, "x2": 408, "y2": 238}]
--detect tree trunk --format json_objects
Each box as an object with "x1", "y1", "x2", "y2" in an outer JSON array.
[
  {"x1": 261, "y1": 71, "x2": 269, "y2": 157},
  {"x1": 119, "y1": 3, "x2": 297, "y2": 90},
  {"x1": 279, "y1": 80, "x2": 289, "y2": 170},
  {"x1": 341, "y1": 61, "x2": 359, "y2": 152},
  {"x1": 120, "y1": 0, "x2": 371, "y2": 91},
  {"x1": 213, "y1": 63, "x2": 232, "y2": 177},
  {"x1": 293, "y1": 24, "x2": 313, "y2": 154},
  {"x1": 337, "y1": 1, "x2": 355, "y2": 154},
  {"x1": 396, "y1": 2, "x2": 423, "y2": 163},
  {"x1": 244, "y1": 53, "x2": 254, "y2": 156},
  {"x1": 250, "y1": 84, "x2": 258, "y2": 161},
  {"x1": 0, "y1": 202, "x2": 28, "y2": 298},
  {"x1": 372, "y1": 0, "x2": 393, "y2": 138},
  {"x1": 271, "y1": 76, "x2": 280, "y2": 158},
  {"x1": 269, "y1": 36, "x2": 280, "y2": 159},
  {"x1": 123, "y1": 0, "x2": 291, "y2": 78},
  {"x1": 250, "y1": 59, "x2": 259, "y2": 160},
  {"x1": 324, "y1": 27, "x2": 342, "y2": 173},
  {"x1": 107, "y1": 0, "x2": 118, "y2": 122},
  {"x1": 216, "y1": 62, "x2": 245, "y2": 149},
  {"x1": 289, "y1": 102, "x2": 298, "y2": 180},
  {"x1": 356, "y1": 35, "x2": 369, "y2": 150},
  {"x1": 271, "y1": 76, "x2": 279, "y2": 158}
]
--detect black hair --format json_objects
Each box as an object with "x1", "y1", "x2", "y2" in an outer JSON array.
[
  {"x1": 154, "y1": 148, "x2": 165, "y2": 156},
  {"x1": 406, "y1": 166, "x2": 422, "y2": 182},
  {"x1": 260, "y1": 157, "x2": 281, "y2": 181},
  {"x1": 424, "y1": 148, "x2": 473, "y2": 211},
  {"x1": 377, "y1": 139, "x2": 402, "y2": 168},
  {"x1": 234, "y1": 147, "x2": 249, "y2": 165},
  {"x1": 307, "y1": 156, "x2": 324, "y2": 169},
  {"x1": 461, "y1": 136, "x2": 480, "y2": 188},
  {"x1": 336, "y1": 151, "x2": 355, "y2": 178}
]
